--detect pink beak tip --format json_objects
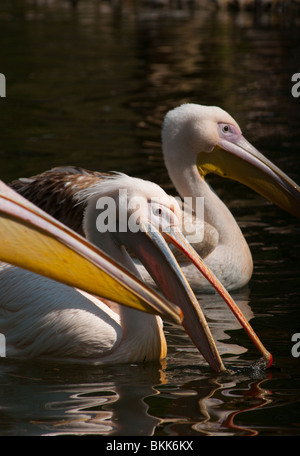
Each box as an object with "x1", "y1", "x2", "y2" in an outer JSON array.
[{"x1": 267, "y1": 353, "x2": 273, "y2": 369}]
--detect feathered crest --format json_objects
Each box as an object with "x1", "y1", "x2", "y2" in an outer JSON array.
[
  {"x1": 74, "y1": 172, "x2": 128, "y2": 205},
  {"x1": 75, "y1": 172, "x2": 168, "y2": 206}
]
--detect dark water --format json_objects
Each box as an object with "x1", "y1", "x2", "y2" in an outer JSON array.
[{"x1": 0, "y1": 0, "x2": 300, "y2": 437}]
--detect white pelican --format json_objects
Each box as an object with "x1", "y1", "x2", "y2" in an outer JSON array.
[
  {"x1": 0, "y1": 176, "x2": 272, "y2": 369},
  {"x1": 162, "y1": 103, "x2": 300, "y2": 291}
]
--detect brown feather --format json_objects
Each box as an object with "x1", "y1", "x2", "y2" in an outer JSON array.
[{"x1": 9, "y1": 166, "x2": 111, "y2": 236}]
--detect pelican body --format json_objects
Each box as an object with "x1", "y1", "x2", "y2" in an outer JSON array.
[{"x1": 0, "y1": 267, "x2": 167, "y2": 363}]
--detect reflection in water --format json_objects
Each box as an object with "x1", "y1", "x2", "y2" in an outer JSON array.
[
  {"x1": 221, "y1": 376, "x2": 273, "y2": 436},
  {"x1": 151, "y1": 375, "x2": 273, "y2": 436},
  {"x1": 0, "y1": 361, "x2": 164, "y2": 435},
  {"x1": 0, "y1": 357, "x2": 274, "y2": 436},
  {"x1": 0, "y1": 0, "x2": 299, "y2": 436}
]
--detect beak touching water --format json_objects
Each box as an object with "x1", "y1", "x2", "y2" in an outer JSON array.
[
  {"x1": 197, "y1": 132, "x2": 300, "y2": 218},
  {"x1": 116, "y1": 223, "x2": 226, "y2": 372},
  {"x1": 117, "y1": 219, "x2": 273, "y2": 371},
  {"x1": 163, "y1": 226, "x2": 273, "y2": 368}
]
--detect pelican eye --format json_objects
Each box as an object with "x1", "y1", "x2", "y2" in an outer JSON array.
[{"x1": 218, "y1": 122, "x2": 240, "y2": 140}]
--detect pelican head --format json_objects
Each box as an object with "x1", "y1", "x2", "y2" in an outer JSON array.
[
  {"x1": 162, "y1": 103, "x2": 300, "y2": 218},
  {"x1": 76, "y1": 173, "x2": 272, "y2": 368},
  {"x1": 78, "y1": 173, "x2": 182, "y2": 238}
]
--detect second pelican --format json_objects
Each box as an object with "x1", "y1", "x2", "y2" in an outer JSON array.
[{"x1": 162, "y1": 103, "x2": 300, "y2": 291}]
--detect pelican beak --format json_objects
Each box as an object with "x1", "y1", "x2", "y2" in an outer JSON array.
[
  {"x1": 115, "y1": 223, "x2": 227, "y2": 372},
  {"x1": 163, "y1": 226, "x2": 273, "y2": 368},
  {"x1": 197, "y1": 135, "x2": 300, "y2": 218},
  {"x1": 0, "y1": 181, "x2": 182, "y2": 325}
]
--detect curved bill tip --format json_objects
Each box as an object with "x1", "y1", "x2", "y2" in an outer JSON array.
[
  {"x1": 116, "y1": 221, "x2": 227, "y2": 373},
  {"x1": 163, "y1": 225, "x2": 273, "y2": 368}
]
